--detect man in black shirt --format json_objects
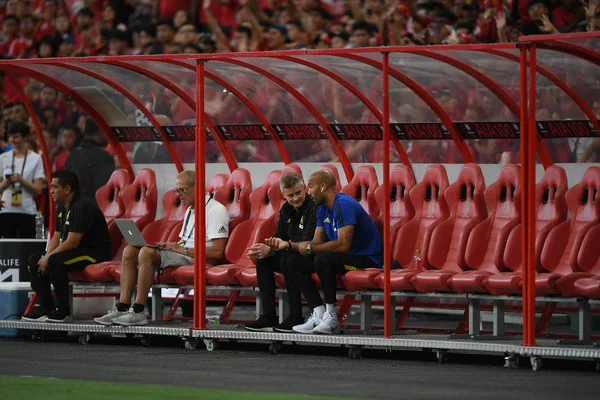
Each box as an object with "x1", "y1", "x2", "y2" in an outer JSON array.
[
  {"x1": 65, "y1": 118, "x2": 115, "y2": 204},
  {"x1": 22, "y1": 170, "x2": 111, "y2": 323},
  {"x1": 245, "y1": 172, "x2": 317, "y2": 333}
]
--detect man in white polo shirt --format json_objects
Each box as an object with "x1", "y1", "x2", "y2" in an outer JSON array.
[{"x1": 94, "y1": 170, "x2": 229, "y2": 326}]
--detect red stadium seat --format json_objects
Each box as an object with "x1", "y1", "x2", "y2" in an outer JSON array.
[
  {"x1": 411, "y1": 164, "x2": 487, "y2": 293},
  {"x1": 448, "y1": 165, "x2": 521, "y2": 294},
  {"x1": 190, "y1": 174, "x2": 284, "y2": 286},
  {"x1": 341, "y1": 165, "x2": 380, "y2": 219},
  {"x1": 573, "y1": 276, "x2": 600, "y2": 299},
  {"x1": 372, "y1": 165, "x2": 417, "y2": 235},
  {"x1": 213, "y1": 168, "x2": 252, "y2": 231},
  {"x1": 95, "y1": 169, "x2": 131, "y2": 258},
  {"x1": 372, "y1": 165, "x2": 450, "y2": 291},
  {"x1": 282, "y1": 163, "x2": 303, "y2": 178},
  {"x1": 319, "y1": 164, "x2": 342, "y2": 192},
  {"x1": 207, "y1": 173, "x2": 229, "y2": 196},
  {"x1": 535, "y1": 167, "x2": 600, "y2": 296},
  {"x1": 342, "y1": 165, "x2": 416, "y2": 290},
  {"x1": 485, "y1": 166, "x2": 568, "y2": 295}
]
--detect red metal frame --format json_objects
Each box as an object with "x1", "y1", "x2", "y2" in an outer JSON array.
[
  {"x1": 0, "y1": 65, "x2": 134, "y2": 176},
  {"x1": 49, "y1": 62, "x2": 184, "y2": 173},
  {"x1": 6, "y1": 72, "x2": 56, "y2": 233},
  {"x1": 209, "y1": 58, "x2": 355, "y2": 181},
  {"x1": 194, "y1": 59, "x2": 207, "y2": 330},
  {"x1": 407, "y1": 50, "x2": 553, "y2": 169},
  {"x1": 382, "y1": 52, "x2": 392, "y2": 338},
  {"x1": 276, "y1": 55, "x2": 412, "y2": 168},
  {"x1": 537, "y1": 41, "x2": 600, "y2": 67},
  {"x1": 482, "y1": 49, "x2": 600, "y2": 145},
  {"x1": 340, "y1": 52, "x2": 475, "y2": 164},
  {"x1": 102, "y1": 60, "x2": 239, "y2": 172},
  {"x1": 160, "y1": 59, "x2": 291, "y2": 166}
]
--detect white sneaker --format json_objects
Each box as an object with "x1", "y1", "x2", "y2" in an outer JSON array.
[
  {"x1": 313, "y1": 311, "x2": 339, "y2": 334},
  {"x1": 93, "y1": 309, "x2": 129, "y2": 326},
  {"x1": 112, "y1": 309, "x2": 148, "y2": 326},
  {"x1": 292, "y1": 310, "x2": 322, "y2": 334}
]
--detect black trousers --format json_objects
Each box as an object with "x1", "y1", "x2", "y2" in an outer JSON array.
[
  {"x1": 0, "y1": 213, "x2": 35, "y2": 238},
  {"x1": 293, "y1": 252, "x2": 377, "y2": 309},
  {"x1": 256, "y1": 252, "x2": 315, "y2": 319},
  {"x1": 29, "y1": 248, "x2": 110, "y2": 312}
]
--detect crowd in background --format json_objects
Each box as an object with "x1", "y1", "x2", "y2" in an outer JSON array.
[{"x1": 0, "y1": 0, "x2": 599, "y2": 171}]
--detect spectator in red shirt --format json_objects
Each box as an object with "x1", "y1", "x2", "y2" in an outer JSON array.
[
  {"x1": 33, "y1": 0, "x2": 58, "y2": 42},
  {"x1": 52, "y1": 123, "x2": 79, "y2": 172},
  {"x1": 552, "y1": 0, "x2": 586, "y2": 32},
  {"x1": 9, "y1": 14, "x2": 36, "y2": 58},
  {"x1": 0, "y1": 15, "x2": 20, "y2": 56}
]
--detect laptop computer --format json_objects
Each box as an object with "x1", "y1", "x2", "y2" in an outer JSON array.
[{"x1": 115, "y1": 219, "x2": 160, "y2": 248}]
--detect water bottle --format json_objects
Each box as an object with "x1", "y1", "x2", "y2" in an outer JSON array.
[
  {"x1": 35, "y1": 211, "x2": 45, "y2": 239},
  {"x1": 413, "y1": 249, "x2": 424, "y2": 272}
]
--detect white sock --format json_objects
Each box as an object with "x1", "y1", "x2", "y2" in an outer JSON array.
[
  {"x1": 326, "y1": 304, "x2": 337, "y2": 316},
  {"x1": 313, "y1": 305, "x2": 325, "y2": 318}
]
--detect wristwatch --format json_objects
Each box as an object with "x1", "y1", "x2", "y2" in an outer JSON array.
[{"x1": 305, "y1": 244, "x2": 312, "y2": 255}]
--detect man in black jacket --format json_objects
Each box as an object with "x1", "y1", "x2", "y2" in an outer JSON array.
[
  {"x1": 245, "y1": 172, "x2": 317, "y2": 333},
  {"x1": 22, "y1": 171, "x2": 111, "y2": 323},
  {"x1": 65, "y1": 118, "x2": 115, "y2": 204}
]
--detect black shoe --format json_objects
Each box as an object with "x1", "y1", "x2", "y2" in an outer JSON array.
[
  {"x1": 46, "y1": 309, "x2": 72, "y2": 323},
  {"x1": 274, "y1": 315, "x2": 305, "y2": 333},
  {"x1": 245, "y1": 315, "x2": 277, "y2": 332},
  {"x1": 21, "y1": 307, "x2": 49, "y2": 322}
]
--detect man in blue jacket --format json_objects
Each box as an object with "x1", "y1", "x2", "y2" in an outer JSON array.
[{"x1": 293, "y1": 170, "x2": 382, "y2": 334}]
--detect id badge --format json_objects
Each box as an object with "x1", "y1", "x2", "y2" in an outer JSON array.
[{"x1": 10, "y1": 186, "x2": 22, "y2": 207}]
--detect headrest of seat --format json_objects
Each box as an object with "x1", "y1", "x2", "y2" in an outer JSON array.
[
  {"x1": 264, "y1": 170, "x2": 282, "y2": 189},
  {"x1": 162, "y1": 190, "x2": 186, "y2": 221},
  {"x1": 207, "y1": 173, "x2": 230, "y2": 195},
  {"x1": 446, "y1": 164, "x2": 486, "y2": 218},
  {"x1": 107, "y1": 169, "x2": 131, "y2": 187},
  {"x1": 536, "y1": 166, "x2": 568, "y2": 221},
  {"x1": 319, "y1": 164, "x2": 342, "y2": 192},
  {"x1": 484, "y1": 164, "x2": 521, "y2": 215},
  {"x1": 416, "y1": 164, "x2": 449, "y2": 201},
  {"x1": 375, "y1": 165, "x2": 416, "y2": 218},
  {"x1": 566, "y1": 166, "x2": 600, "y2": 221},
  {"x1": 214, "y1": 168, "x2": 252, "y2": 205},
  {"x1": 96, "y1": 169, "x2": 131, "y2": 205},
  {"x1": 281, "y1": 164, "x2": 303, "y2": 179},
  {"x1": 125, "y1": 168, "x2": 156, "y2": 200}
]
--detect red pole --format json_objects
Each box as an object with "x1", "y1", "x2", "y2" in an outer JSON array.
[
  {"x1": 193, "y1": 59, "x2": 207, "y2": 330},
  {"x1": 519, "y1": 45, "x2": 530, "y2": 344},
  {"x1": 382, "y1": 52, "x2": 392, "y2": 339},
  {"x1": 526, "y1": 45, "x2": 538, "y2": 347},
  {"x1": 7, "y1": 73, "x2": 55, "y2": 234}
]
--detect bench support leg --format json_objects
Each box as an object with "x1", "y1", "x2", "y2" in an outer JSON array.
[
  {"x1": 151, "y1": 287, "x2": 163, "y2": 322},
  {"x1": 278, "y1": 291, "x2": 289, "y2": 323},
  {"x1": 579, "y1": 298, "x2": 591, "y2": 342},
  {"x1": 468, "y1": 298, "x2": 481, "y2": 336},
  {"x1": 360, "y1": 295, "x2": 372, "y2": 331},
  {"x1": 493, "y1": 300, "x2": 505, "y2": 337}
]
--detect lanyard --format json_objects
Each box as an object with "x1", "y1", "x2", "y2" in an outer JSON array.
[
  {"x1": 11, "y1": 150, "x2": 27, "y2": 177},
  {"x1": 60, "y1": 208, "x2": 72, "y2": 243},
  {"x1": 180, "y1": 198, "x2": 209, "y2": 246}
]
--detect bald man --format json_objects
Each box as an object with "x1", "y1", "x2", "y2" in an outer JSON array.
[{"x1": 292, "y1": 170, "x2": 382, "y2": 334}]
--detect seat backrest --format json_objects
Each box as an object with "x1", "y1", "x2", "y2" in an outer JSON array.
[
  {"x1": 95, "y1": 169, "x2": 131, "y2": 222},
  {"x1": 319, "y1": 164, "x2": 342, "y2": 192},
  {"x1": 503, "y1": 166, "x2": 569, "y2": 272},
  {"x1": 213, "y1": 168, "x2": 253, "y2": 230},
  {"x1": 121, "y1": 168, "x2": 158, "y2": 225},
  {"x1": 207, "y1": 173, "x2": 229, "y2": 197},
  {"x1": 464, "y1": 164, "x2": 521, "y2": 273},
  {"x1": 428, "y1": 163, "x2": 487, "y2": 272},
  {"x1": 224, "y1": 178, "x2": 284, "y2": 266},
  {"x1": 281, "y1": 163, "x2": 303, "y2": 179},
  {"x1": 162, "y1": 190, "x2": 187, "y2": 222},
  {"x1": 392, "y1": 164, "x2": 450, "y2": 268},
  {"x1": 540, "y1": 166, "x2": 600, "y2": 274},
  {"x1": 373, "y1": 165, "x2": 416, "y2": 234},
  {"x1": 341, "y1": 165, "x2": 379, "y2": 219}
]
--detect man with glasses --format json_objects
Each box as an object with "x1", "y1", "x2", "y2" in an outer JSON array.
[{"x1": 94, "y1": 170, "x2": 230, "y2": 326}]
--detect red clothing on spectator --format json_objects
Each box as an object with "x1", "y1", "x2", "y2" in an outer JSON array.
[
  {"x1": 200, "y1": 0, "x2": 237, "y2": 27},
  {"x1": 9, "y1": 37, "x2": 34, "y2": 58},
  {"x1": 52, "y1": 151, "x2": 68, "y2": 172},
  {"x1": 34, "y1": 19, "x2": 56, "y2": 42},
  {"x1": 552, "y1": 5, "x2": 577, "y2": 28},
  {"x1": 158, "y1": 0, "x2": 191, "y2": 20}
]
